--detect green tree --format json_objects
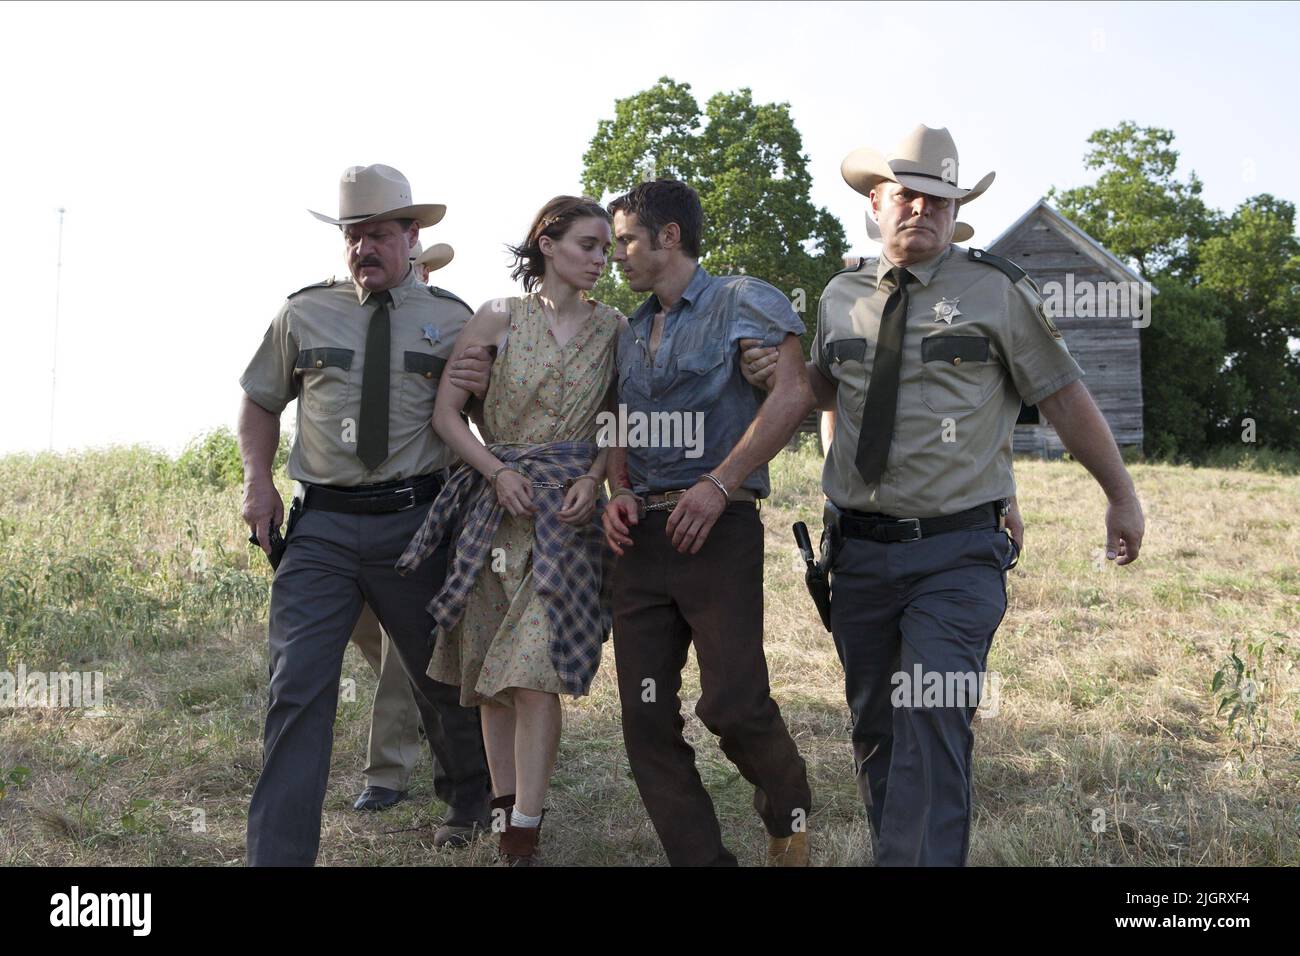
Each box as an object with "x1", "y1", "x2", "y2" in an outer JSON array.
[
  {"x1": 1047, "y1": 122, "x2": 1219, "y2": 279},
  {"x1": 1137, "y1": 280, "x2": 1235, "y2": 459},
  {"x1": 582, "y1": 76, "x2": 701, "y2": 195},
  {"x1": 1048, "y1": 123, "x2": 1300, "y2": 455},
  {"x1": 1198, "y1": 195, "x2": 1300, "y2": 448},
  {"x1": 581, "y1": 77, "x2": 848, "y2": 351}
]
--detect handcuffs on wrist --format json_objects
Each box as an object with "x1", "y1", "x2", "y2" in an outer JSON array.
[
  {"x1": 492, "y1": 464, "x2": 601, "y2": 494},
  {"x1": 613, "y1": 474, "x2": 730, "y2": 520},
  {"x1": 488, "y1": 463, "x2": 517, "y2": 492},
  {"x1": 696, "y1": 473, "x2": 730, "y2": 505}
]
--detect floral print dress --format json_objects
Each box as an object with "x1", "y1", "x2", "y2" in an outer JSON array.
[{"x1": 427, "y1": 293, "x2": 621, "y2": 706}]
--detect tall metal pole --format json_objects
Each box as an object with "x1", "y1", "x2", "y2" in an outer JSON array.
[{"x1": 49, "y1": 206, "x2": 65, "y2": 451}]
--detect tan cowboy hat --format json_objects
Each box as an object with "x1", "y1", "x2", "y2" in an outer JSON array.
[
  {"x1": 309, "y1": 164, "x2": 446, "y2": 228},
  {"x1": 410, "y1": 240, "x2": 454, "y2": 274},
  {"x1": 844, "y1": 125, "x2": 995, "y2": 243}
]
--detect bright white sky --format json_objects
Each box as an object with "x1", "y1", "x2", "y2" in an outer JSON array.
[{"x1": 3, "y1": 0, "x2": 1297, "y2": 455}]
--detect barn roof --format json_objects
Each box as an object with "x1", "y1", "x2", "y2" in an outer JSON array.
[{"x1": 988, "y1": 198, "x2": 1155, "y2": 290}]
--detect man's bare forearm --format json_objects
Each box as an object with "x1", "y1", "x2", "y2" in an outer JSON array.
[
  {"x1": 807, "y1": 362, "x2": 836, "y2": 411},
  {"x1": 588, "y1": 446, "x2": 610, "y2": 483},
  {"x1": 607, "y1": 444, "x2": 631, "y2": 492},
  {"x1": 1037, "y1": 380, "x2": 1135, "y2": 501},
  {"x1": 742, "y1": 348, "x2": 836, "y2": 411},
  {"x1": 714, "y1": 338, "x2": 817, "y2": 491},
  {"x1": 238, "y1": 394, "x2": 280, "y2": 486},
  {"x1": 465, "y1": 397, "x2": 487, "y2": 432}
]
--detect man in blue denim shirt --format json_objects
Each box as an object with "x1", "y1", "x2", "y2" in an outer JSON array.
[
  {"x1": 601, "y1": 179, "x2": 817, "y2": 866},
  {"x1": 614, "y1": 258, "x2": 799, "y2": 500}
]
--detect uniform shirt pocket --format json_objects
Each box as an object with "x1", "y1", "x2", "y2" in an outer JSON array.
[
  {"x1": 400, "y1": 351, "x2": 446, "y2": 419},
  {"x1": 920, "y1": 334, "x2": 996, "y2": 413},
  {"x1": 825, "y1": 338, "x2": 869, "y2": 416},
  {"x1": 296, "y1": 347, "x2": 354, "y2": 415},
  {"x1": 670, "y1": 347, "x2": 728, "y2": 410}
]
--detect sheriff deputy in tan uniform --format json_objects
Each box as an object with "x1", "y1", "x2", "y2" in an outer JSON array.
[
  {"x1": 348, "y1": 239, "x2": 460, "y2": 813},
  {"x1": 238, "y1": 164, "x2": 490, "y2": 865},
  {"x1": 744, "y1": 126, "x2": 1145, "y2": 866}
]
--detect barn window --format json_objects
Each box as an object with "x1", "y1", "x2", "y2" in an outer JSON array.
[{"x1": 1017, "y1": 403, "x2": 1040, "y2": 425}]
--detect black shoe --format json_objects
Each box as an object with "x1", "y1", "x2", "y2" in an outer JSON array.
[
  {"x1": 433, "y1": 819, "x2": 484, "y2": 849},
  {"x1": 434, "y1": 803, "x2": 493, "y2": 849},
  {"x1": 353, "y1": 786, "x2": 408, "y2": 812}
]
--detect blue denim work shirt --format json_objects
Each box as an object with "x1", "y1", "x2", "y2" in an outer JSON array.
[{"x1": 615, "y1": 265, "x2": 805, "y2": 497}]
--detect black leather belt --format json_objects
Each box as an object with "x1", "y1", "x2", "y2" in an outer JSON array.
[
  {"x1": 301, "y1": 472, "x2": 445, "y2": 515},
  {"x1": 840, "y1": 499, "x2": 1007, "y2": 543}
]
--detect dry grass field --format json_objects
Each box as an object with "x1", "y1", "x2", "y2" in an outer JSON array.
[{"x1": 1, "y1": 442, "x2": 1297, "y2": 866}]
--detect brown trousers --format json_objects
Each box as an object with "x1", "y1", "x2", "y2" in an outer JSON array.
[{"x1": 612, "y1": 502, "x2": 812, "y2": 866}]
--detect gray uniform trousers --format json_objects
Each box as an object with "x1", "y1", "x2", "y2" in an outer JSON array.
[
  {"x1": 829, "y1": 523, "x2": 1016, "y2": 866},
  {"x1": 246, "y1": 503, "x2": 491, "y2": 866}
]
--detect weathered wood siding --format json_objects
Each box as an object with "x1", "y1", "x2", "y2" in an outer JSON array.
[{"x1": 989, "y1": 207, "x2": 1144, "y2": 454}]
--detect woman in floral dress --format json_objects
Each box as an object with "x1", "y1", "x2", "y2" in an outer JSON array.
[{"x1": 398, "y1": 196, "x2": 620, "y2": 865}]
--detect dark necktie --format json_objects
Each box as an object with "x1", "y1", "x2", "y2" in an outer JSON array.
[
  {"x1": 357, "y1": 290, "x2": 392, "y2": 471},
  {"x1": 855, "y1": 266, "x2": 912, "y2": 486}
]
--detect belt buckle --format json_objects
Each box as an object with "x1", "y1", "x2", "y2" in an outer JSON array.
[
  {"x1": 664, "y1": 490, "x2": 684, "y2": 508},
  {"x1": 897, "y1": 517, "x2": 922, "y2": 542},
  {"x1": 394, "y1": 487, "x2": 416, "y2": 511}
]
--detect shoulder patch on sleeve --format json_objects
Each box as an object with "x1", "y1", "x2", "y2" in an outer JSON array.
[
  {"x1": 1002, "y1": 264, "x2": 1063, "y2": 339},
  {"x1": 1034, "y1": 297, "x2": 1063, "y2": 338},
  {"x1": 429, "y1": 285, "x2": 472, "y2": 313},
  {"x1": 287, "y1": 277, "x2": 337, "y2": 299},
  {"x1": 967, "y1": 248, "x2": 1027, "y2": 284}
]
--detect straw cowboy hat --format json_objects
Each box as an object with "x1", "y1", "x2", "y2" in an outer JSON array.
[
  {"x1": 410, "y1": 240, "x2": 455, "y2": 274},
  {"x1": 309, "y1": 164, "x2": 446, "y2": 228},
  {"x1": 842, "y1": 125, "x2": 995, "y2": 244}
]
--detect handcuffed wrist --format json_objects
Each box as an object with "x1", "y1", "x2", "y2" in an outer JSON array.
[{"x1": 697, "y1": 473, "x2": 730, "y2": 504}]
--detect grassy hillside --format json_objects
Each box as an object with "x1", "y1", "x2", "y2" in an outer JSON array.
[{"x1": 1, "y1": 442, "x2": 1297, "y2": 866}]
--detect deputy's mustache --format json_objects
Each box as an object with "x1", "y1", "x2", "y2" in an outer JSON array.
[{"x1": 358, "y1": 257, "x2": 383, "y2": 267}]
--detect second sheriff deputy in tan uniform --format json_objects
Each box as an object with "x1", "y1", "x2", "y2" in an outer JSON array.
[
  {"x1": 746, "y1": 126, "x2": 1144, "y2": 866},
  {"x1": 348, "y1": 239, "x2": 460, "y2": 813},
  {"x1": 239, "y1": 165, "x2": 491, "y2": 866}
]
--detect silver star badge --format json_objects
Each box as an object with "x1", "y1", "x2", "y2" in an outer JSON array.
[
  {"x1": 421, "y1": 323, "x2": 440, "y2": 346},
  {"x1": 933, "y1": 298, "x2": 962, "y2": 324}
]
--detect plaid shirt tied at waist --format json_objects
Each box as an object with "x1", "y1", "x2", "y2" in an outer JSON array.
[{"x1": 396, "y1": 440, "x2": 612, "y2": 696}]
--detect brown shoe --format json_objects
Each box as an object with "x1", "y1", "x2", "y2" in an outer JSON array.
[
  {"x1": 497, "y1": 811, "x2": 544, "y2": 867},
  {"x1": 767, "y1": 830, "x2": 810, "y2": 867}
]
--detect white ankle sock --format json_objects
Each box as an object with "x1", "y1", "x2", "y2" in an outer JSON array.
[{"x1": 510, "y1": 809, "x2": 542, "y2": 828}]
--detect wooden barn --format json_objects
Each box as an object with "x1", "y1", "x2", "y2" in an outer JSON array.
[{"x1": 988, "y1": 198, "x2": 1147, "y2": 456}]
